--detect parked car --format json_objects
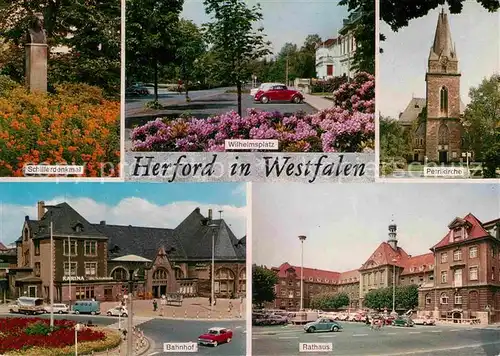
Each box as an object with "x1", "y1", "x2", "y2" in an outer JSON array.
[
  {"x1": 106, "y1": 306, "x2": 128, "y2": 317},
  {"x1": 413, "y1": 316, "x2": 436, "y2": 326},
  {"x1": 268, "y1": 314, "x2": 289, "y2": 325},
  {"x1": 392, "y1": 317, "x2": 414, "y2": 327},
  {"x1": 250, "y1": 82, "x2": 283, "y2": 97},
  {"x1": 72, "y1": 300, "x2": 100, "y2": 315},
  {"x1": 44, "y1": 303, "x2": 69, "y2": 314},
  {"x1": 383, "y1": 316, "x2": 395, "y2": 325},
  {"x1": 125, "y1": 84, "x2": 149, "y2": 97},
  {"x1": 304, "y1": 318, "x2": 342, "y2": 333},
  {"x1": 254, "y1": 85, "x2": 304, "y2": 104},
  {"x1": 198, "y1": 327, "x2": 233, "y2": 347},
  {"x1": 9, "y1": 297, "x2": 45, "y2": 315}
]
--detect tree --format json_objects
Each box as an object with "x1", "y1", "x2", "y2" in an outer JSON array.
[
  {"x1": 126, "y1": 0, "x2": 184, "y2": 102},
  {"x1": 380, "y1": 0, "x2": 499, "y2": 32},
  {"x1": 339, "y1": 0, "x2": 375, "y2": 74},
  {"x1": 203, "y1": 0, "x2": 271, "y2": 117},
  {"x1": 380, "y1": 117, "x2": 412, "y2": 175},
  {"x1": 462, "y1": 74, "x2": 500, "y2": 178},
  {"x1": 363, "y1": 285, "x2": 418, "y2": 311},
  {"x1": 252, "y1": 266, "x2": 278, "y2": 308},
  {"x1": 310, "y1": 292, "x2": 350, "y2": 310},
  {"x1": 176, "y1": 19, "x2": 206, "y2": 101},
  {"x1": 0, "y1": 1, "x2": 121, "y2": 96}
]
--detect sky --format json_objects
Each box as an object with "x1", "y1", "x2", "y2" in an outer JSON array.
[
  {"x1": 379, "y1": 1, "x2": 499, "y2": 119},
  {"x1": 252, "y1": 183, "x2": 500, "y2": 272},
  {"x1": 0, "y1": 183, "x2": 247, "y2": 245},
  {"x1": 181, "y1": 0, "x2": 349, "y2": 55}
]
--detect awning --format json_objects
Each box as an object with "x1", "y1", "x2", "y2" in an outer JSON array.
[{"x1": 15, "y1": 276, "x2": 42, "y2": 284}]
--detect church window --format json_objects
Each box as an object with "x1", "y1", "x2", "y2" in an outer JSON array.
[
  {"x1": 440, "y1": 87, "x2": 448, "y2": 114},
  {"x1": 438, "y1": 124, "x2": 449, "y2": 145}
]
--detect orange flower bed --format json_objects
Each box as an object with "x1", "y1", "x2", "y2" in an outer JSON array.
[{"x1": 0, "y1": 83, "x2": 120, "y2": 177}]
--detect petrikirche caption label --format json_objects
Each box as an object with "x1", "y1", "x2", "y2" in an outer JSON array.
[{"x1": 125, "y1": 153, "x2": 374, "y2": 183}]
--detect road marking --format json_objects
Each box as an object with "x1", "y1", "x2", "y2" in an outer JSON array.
[
  {"x1": 450, "y1": 329, "x2": 459, "y2": 331},
  {"x1": 318, "y1": 335, "x2": 336, "y2": 338},
  {"x1": 279, "y1": 336, "x2": 299, "y2": 339},
  {"x1": 409, "y1": 331, "x2": 421, "y2": 334},
  {"x1": 386, "y1": 332, "x2": 397, "y2": 335},
  {"x1": 430, "y1": 330, "x2": 441, "y2": 333},
  {"x1": 235, "y1": 326, "x2": 242, "y2": 329},
  {"x1": 352, "y1": 334, "x2": 368, "y2": 337},
  {"x1": 149, "y1": 353, "x2": 159, "y2": 356}
]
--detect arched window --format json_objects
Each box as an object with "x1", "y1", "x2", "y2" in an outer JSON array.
[
  {"x1": 440, "y1": 292, "x2": 449, "y2": 304},
  {"x1": 111, "y1": 267, "x2": 128, "y2": 281},
  {"x1": 239, "y1": 268, "x2": 246, "y2": 292},
  {"x1": 215, "y1": 268, "x2": 235, "y2": 295},
  {"x1": 153, "y1": 268, "x2": 168, "y2": 280},
  {"x1": 174, "y1": 267, "x2": 184, "y2": 279},
  {"x1": 438, "y1": 124, "x2": 449, "y2": 145},
  {"x1": 440, "y1": 87, "x2": 448, "y2": 114},
  {"x1": 23, "y1": 227, "x2": 29, "y2": 241},
  {"x1": 425, "y1": 293, "x2": 432, "y2": 305}
]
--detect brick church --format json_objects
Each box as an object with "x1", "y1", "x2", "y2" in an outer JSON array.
[{"x1": 399, "y1": 10, "x2": 464, "y2": 164}]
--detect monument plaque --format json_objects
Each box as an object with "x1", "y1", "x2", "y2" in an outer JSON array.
[{"x1": 25, "y1": 12, "x2": 48, "y2": 93}]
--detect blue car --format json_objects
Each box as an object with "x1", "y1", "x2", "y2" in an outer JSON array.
[{"x1": 304, "y1": 318, "x2": 343, "y2": 333}]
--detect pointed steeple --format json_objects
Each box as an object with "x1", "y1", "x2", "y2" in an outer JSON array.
[{"x1": 429, "y1": 9, "x2": 457, "y2": 60}]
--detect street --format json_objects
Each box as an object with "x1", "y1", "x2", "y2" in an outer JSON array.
[
  {"x1": 124, "y1": 86, "x2": 317, "y2": 151},
  {"x1": 252, "y1": 323, "x2": 500, "y2": 356},
  {"x1": 142, "y1": 319, "x2": 246, "y2": 356}
]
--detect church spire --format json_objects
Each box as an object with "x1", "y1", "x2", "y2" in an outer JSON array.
[{"x1": 430, "y1": 9, "x2": 457, "y2": 60}]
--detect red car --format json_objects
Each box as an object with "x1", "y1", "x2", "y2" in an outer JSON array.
[
  {"x1": 254, "y1": 84, "x2": 304, "y2": 104},
  {"x1": 198, "y1": 327, "x2": 233, "y2": 347}
]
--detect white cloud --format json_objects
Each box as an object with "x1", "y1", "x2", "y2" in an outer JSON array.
[{"x1": 0, "y1": 197, "x2": 247, "y2": 245}]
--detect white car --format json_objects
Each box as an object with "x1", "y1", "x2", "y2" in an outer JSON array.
[
  {"x1": 106, "y1": 306, "x2": 128, "y2": 317},
  {"x1": 250, "y1": 82, "x2": 284, "y2": 97},
  {"x1": 44, "y1": 303, "x2": 69, "y2": 314},
  {"x1": 413, "y1": 317, "x2": 436, "y2": 326}
]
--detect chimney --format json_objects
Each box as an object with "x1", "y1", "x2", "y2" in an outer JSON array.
[
  {"x1": 24, "y1": 215, "x2": 29, "y2": 221},
  {"x1": 195, "y1": 207, "x2": 200, "y2": 213},
  {"x1": 100, "y1": 220, "x2": 106, "y2": 225},
  {"x1": 208, "y1": 209, "x2": 213, "y2": 221},
  {"x1": 37, "y1": 201, "x2": 45, "y2": 220}
]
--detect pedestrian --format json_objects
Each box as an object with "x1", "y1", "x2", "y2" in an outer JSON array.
[
  {"x1": 153, "y1": 299, "x2": 158, "y2": 312},
  {"x1": 208, "y1": 295, "x2": 212, "y2": 306},
  {"x1": 122, "y1": 328, "x2": 127, "y2": 340},
  {"x1": 214, "y1": 296, "x2": 217, "y2": 306},
  {"x1": 228, "y1": 301, "x2": 233, "y2": 313}
]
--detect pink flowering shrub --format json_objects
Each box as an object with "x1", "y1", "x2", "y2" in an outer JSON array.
[{"x1": 131, "y1": 72, "x2": 374, "y2": 152}]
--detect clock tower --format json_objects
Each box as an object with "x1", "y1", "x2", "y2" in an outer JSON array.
[{"x1": 425, "y1": 9, "x2": 462, "y2": 163}]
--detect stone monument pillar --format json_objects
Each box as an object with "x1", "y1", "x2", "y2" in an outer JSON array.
[{"x1": 25, "y1": 12, "x2": 48, "y2": 93}]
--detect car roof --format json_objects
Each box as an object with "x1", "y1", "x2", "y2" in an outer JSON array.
[{"x1": 208, "y1": 327, "x2": 227, "y2": 331}]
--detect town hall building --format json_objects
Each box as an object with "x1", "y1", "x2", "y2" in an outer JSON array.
[
  {"x1": 9, "y1": 201, "x2": 246, "y2": 303},
  {"x1": 398, "y1": 10, "x2": 465, "y2": 164}
]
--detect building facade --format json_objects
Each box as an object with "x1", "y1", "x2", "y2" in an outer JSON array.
[
  {"x1": 315, "y1": 12, "x2": 359, "y2": 79},
  {"x1": 10, "y1": 201, "x2": 246, "y2": 302},
  {"x1": 268, "y1": 213, "x2": 500, "y2": 324},
  {"x1": 398, "y1": 10, "x2": 464, "y2": 163}
]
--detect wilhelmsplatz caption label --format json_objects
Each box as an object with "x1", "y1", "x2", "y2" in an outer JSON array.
[{"x1": 124, "y1": 153, "x2": 374, "y2": 183}]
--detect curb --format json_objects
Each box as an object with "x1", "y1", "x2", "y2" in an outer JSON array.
[{"x1": 151, "y1": 316, "x2": 244, "y2": 322}]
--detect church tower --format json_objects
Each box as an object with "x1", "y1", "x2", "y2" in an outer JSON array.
[{"x1": 425, "y1": 9, "x2": 462, "y2": 163}]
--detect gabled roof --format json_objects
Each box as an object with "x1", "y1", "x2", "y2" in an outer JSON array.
[
  {"x1": 360, "y1": 242, "x2": 410, "y2": 270},
  {"x1": 401, "y1": 253, "x2": 435, "y2": 276},
  {"x1": 0, "y1": 242, "x2": 7, "y2": 250},
  {"x1": 432, "y1": 213, "x2": 491, "y2": 250},
  {"x1": 173, "y1": 208, "x2": 245, "y2": 261},
  {"x1": 399, "y1": 98, "x2": 426, "y2": 125},
  {"x1": 36, "y1": 203, "x2": 106, "y2": 239},
  {"x1": 273, "y1": 262, "x2": 340, "y2": 284},
  {"x1": 318, "y1": 38, "x2": 338, "y2": 48}
]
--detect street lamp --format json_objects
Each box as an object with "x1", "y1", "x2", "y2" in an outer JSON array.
[
  {"x1": 208, "y1": 223, "x2": 218, "y2": 313},
  {"x1": 462, "y1": 152, "x2": 472, "y2": 177},
  {"x1": 44, "y1": 205, "x2": 61, "y2": 329},
  {"x1": 126, "y1": 269, "x2": 137, "y2": 356},
  {"x1": 298, "y1": 235, "x2": 307, "y2": 311},
  {"x1": 392, "y1": 258, "x2": 398, "y2": 315}
]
